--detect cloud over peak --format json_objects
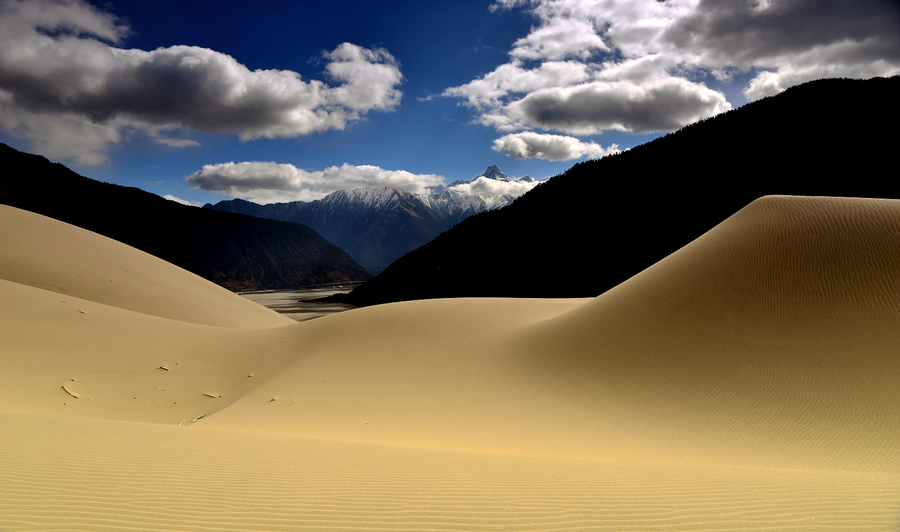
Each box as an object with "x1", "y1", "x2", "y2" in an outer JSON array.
[
  {"x1": 447, "y1": 175, "x2": 538, "y2": 199},
  {"x1": 0, "y1": 0, "x2": 404, "y2": 165},
  {"x1": 186, "y1": 161, "x2": 445, "y2": 204},
  {"x1": 186, "y1": 161, "x2": 545, "y2": 205}
]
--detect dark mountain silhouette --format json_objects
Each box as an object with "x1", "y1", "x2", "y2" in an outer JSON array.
[
  {"x1": 206, "y1": 188, "x2": 447, "y2": 275},
  {"x1": 343, "y1": 76, "x2": 900, "y2": 307},
  {"x1": 0, "y1": 144, "x2": 371, "y2": 292},
  {"x1": 205, "y1": 166, "x2": 533, "y2": 274}
]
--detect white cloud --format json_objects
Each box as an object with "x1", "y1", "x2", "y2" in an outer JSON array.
[
  {"x1": 0, "y1": 0, "x2": 403, "y2": 165},
  {"x1": 163, "y1": 195, "x2": 199, "y2": 207},
  {"x1": 510, "y1": 17, "x2": 609, "y2": 61},
  {"x1": 323, "y1": 43, "x2": 403, "y2": 111},
  {"x1": 447, "y1": 176, "x2": 539, "y2": 198},
  {"x1": 493, "y1": 132, "x2": 619, "y2": 161},
  {"x1": 186, "y1": 161, "x2": 445, "y2": 204},
  {"x1": 154, "y1": 137, "x2": 202, "y2": 148},
  {"x1": 446, "y1": 0, "x2": 900, "y2": 141},
  {"x1": 442, "y1": 61, "x2": 592, "y2": 109}
]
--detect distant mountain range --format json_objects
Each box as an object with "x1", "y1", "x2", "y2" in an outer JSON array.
[
  {"x1": 343, "y1": 76, "x2": 900, "y2": 307},
  {"x1": 0, "y1": 144, "x2": 371, "y2": 292},
  {"x1": 205, "y1": 165, "x2": 535, "y2": 274}
]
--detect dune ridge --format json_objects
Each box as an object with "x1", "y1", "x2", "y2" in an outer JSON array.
[
  {"x1": 0, "y1": 205, "x2": 293, "y2": 328},
  {"x1": 2, "y1": 200, "x2": 899, "y2": 530}
]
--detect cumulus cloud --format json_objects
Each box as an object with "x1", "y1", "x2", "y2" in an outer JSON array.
[
  {"x1": 0, "y1": 0, "x2": 403, "y2": 165},
  {"x1": 442, "y1": 61, "x2": 592, "y2": 109},
  {"x1": 506, "y1": 78, "x2": 731, "y2": 134},
  {"x1": 447, "y1": 176, "x2": 538, "y2": 198},
  {"x1": 186, "y1": 161, "x2": 445, "y2": 204},
  {"x1": 493, "y1": 132, "x2": 619, "y2": 161},
  {"x1": 445, "y1": 0, "x2": 900, "y2": 139},
  {"x1": 510, "y1": 17, "x2": 609, "y2": 61},
  {"x1": 662, "y1": 0, "x2": 900, "y2": 99}
]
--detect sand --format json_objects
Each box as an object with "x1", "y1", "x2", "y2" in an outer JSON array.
[{"x1": 1, "y1": 198, "x2": 899, "y2": 531}]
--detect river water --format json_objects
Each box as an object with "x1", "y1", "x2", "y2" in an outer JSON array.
[{"x1": 238, "y1": 285, "x2": 359, "y2": 322}]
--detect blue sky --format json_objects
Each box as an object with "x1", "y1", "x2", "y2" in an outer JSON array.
[{"x1": 1, "y1": 0, "x2": 898, "y2": 205}]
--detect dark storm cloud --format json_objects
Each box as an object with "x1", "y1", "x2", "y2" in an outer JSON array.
[{"x1": 664, "y1": 0, "x2": 900, "y2": 68}]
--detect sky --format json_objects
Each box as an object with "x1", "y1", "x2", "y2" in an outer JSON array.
[{"x1": 1, "y1": 0, "x2": 898, "y2": 206}]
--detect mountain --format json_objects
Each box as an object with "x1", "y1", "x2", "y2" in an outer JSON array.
[
  {"x1": 205, "y1": 166, "x2": 535, "y2": 274},
  {"x1": 0, "y1": 144, "x2": 372, "y2": 292},
  {"x1": 424, "y1": 165, "x2": 534, "y2": 225},
  {"x1": 343, "y1": 76, "x2": 900, "y2": 307}
]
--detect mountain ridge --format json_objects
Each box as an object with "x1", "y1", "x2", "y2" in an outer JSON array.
[
  {"x1": 343, "y1": 76, "x2": 900, "y2": 306},
  {"x1": 0, "y1": 144, "x2": 372, "y2": 292},
  {"x1": 205, "y1": 166, "x2": 535, "y2": 273}
]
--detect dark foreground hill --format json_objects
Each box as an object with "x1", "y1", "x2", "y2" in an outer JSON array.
[
  {"x1": 206, "y1": 189, "x2": 447, "y2": 276},
  {"x1": 0, "y1": 144, "x2": 371, "y2": 292},
  {"x1": 345, "y1": 76, "x2": 900, "y2": 307}
]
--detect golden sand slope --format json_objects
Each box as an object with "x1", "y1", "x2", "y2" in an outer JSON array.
[
  {"x1": 2, "y1": 200, "x2": 899, "y2": 531},
  {"x1": 0, "y1": 205, "x2": 293, "y2": 328}
]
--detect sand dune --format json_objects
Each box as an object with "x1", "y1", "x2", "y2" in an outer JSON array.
[
  {"x1": 2, "y1": 200, "x2": 899, "y2": 530},
  {"x1": 0, "y1": 205, "x2": 293, "y2": 328}
]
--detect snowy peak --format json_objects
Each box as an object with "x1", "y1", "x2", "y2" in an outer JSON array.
[
  {"x1": 322, "y1": 187, "x2": 403, "y2": 212},
  {"x1": 449, "y1": 165, "x2": 532, "y2": 187},
  {"x1": 476, "y1": 165, "x2": 533, "y2": 183},
  {"x1": 206, "y1": 165, "x2": 540, "y2": 275},
  {"x1": 481, "y1": 165, "x2": 508, "y2": 181}
]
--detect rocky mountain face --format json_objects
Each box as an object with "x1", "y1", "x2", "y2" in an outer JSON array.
[
  {"x1": 205, "y1": 166, "x2": 534, "y2": 274},
  {"x1": 0, "y1": 144, "x2": 372, "y2": 292}
]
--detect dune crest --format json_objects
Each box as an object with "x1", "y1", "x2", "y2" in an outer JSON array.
[
  {"x1": 515, "y1": 195, "x2": 900, "y2": 470},
  {"x1": 0, "y1": 206, "x2": 293, "y2": 328}
]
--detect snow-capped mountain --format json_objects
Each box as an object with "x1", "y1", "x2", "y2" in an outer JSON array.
[
  {"x1": 204, "y1": 166, "x2": 537, "y2": 274},
  {"x1": 421, "y1": 165, "x2": 534, "y2": 225}
]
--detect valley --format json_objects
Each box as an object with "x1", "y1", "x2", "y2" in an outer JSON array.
[{"x1": 239, "y1": 285, "x2": 360, "y2": 321}]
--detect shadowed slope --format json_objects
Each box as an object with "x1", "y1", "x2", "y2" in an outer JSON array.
[
  {"x1": 346, "y1": 76, "x2": 900, "y2": 306},
  {"x1": 207, "y1": 189, "x2": 449, "y2": 275},
  {"x1": 511, "y1": 195, "x2": 900, "y2": 470},
  {"x1": 0, "y1": 144, "x2": 371, "y2": 291}
]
